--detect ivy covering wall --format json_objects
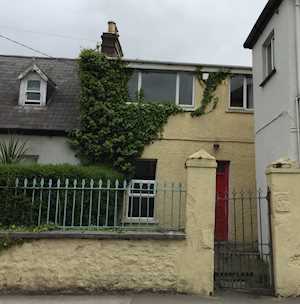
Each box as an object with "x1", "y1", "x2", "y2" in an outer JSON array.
[
  {"x1": 70, "y1": 50, "x2": 229, "y2": 176},
  {"x1": 70, "y1": 50, "x2": 181, "y2": 176}
]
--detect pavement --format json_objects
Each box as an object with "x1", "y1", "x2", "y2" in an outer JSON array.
[{"x1": 0, "y1": 292, "x2": 300, "y2": 304}]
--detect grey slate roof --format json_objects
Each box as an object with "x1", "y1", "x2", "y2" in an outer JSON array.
[{"x1": 0, "y1": 55, "x2": 80, "y2": 134}]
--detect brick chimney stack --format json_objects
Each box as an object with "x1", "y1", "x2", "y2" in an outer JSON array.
[{"x1": 101, "y1": 21, "x2": 123, "y2": 58}]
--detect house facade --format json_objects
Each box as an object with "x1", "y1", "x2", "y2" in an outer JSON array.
[
  {"x1": 244, "y1": 0, "x2": 300, "y2": 192},
  {"x1": 0, "y1": 22, "x2": 255, "y2": 241}
]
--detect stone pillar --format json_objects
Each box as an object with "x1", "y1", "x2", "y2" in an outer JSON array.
[
  {"x1": 177, "y1": 150, "x2": 217, "y2": 295},
  {"x1": 266, "y1": 158, "x2": 300, "y2": 297}
]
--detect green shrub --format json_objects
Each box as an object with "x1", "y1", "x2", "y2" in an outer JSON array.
[
  {"x1": 0, "y1": 163, "x2": 123, "y2": 186},
  {"x1": 0, "y1": 164, "x2": 124, "y2": 228},
  {"x1": 0, "y1": 189, "x2": 39, "y2": 227}
]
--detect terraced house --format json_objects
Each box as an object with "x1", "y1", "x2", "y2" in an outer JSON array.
[{"x1": 0, "y1": 22, "x2": 255, "y2": 242}]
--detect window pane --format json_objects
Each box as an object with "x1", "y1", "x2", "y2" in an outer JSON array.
[
  {"x1": 27, "y1": 92, "x2": 41, "y2": 101},
  {"x1": 179, "y1": 72, "x2": 193, "y2": 105},
  {"x1": 128, "y1": 71, "x2": 139, "y2": 101},
  {"x1": 128, "y1": 197, "x2": 154, "y2": 218},
  {"x1": 246, "y1": 76, "x2": 254, "y2": 109},
  {"x1": 141, "y1": 71, "x2": 176, "y2": 104},
  {"x1": 230, "y1": 75, "x2": 244, "y2": 107},
  {"x1": 134, "y1": 159, "x2": 157, "y2": 180},
  {"x1": 27, "y1": 80, "x2": 41, "y2": 91}
]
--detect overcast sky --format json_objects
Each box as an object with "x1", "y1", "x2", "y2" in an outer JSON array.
[{"x1": 0, "y1": 0, "x2": 267, "y2": 66}]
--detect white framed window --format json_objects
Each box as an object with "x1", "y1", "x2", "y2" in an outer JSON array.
[
  {"x1": 25, "y1": 80, "x2": 42, "y2": 105},
  {"x1": 126, "y1": 179, "x2": 156, "y2": 222},
  {"x1": 263, "y1": 31, "x2": 275, "y2": 79},
  {"x1": 128, "y1": 70, "x2": 195, "y2": 109},
  {"x1": 124, "y1": 159, "x2": 157, "y2": 223},
  {"x1": 229, "y1": 75, "x2": 253, "y2": 110},
  {"x1": 18, "y1": 65, "x2": 50, "y2": 107}
]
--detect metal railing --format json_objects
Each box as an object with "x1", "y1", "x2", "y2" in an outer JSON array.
[
  {"x1": 214, "y1": 189, "x2": 274, "y2": 293},
  {"x1": 0, "y1": 177, "x2": 186, "y2": 232}
]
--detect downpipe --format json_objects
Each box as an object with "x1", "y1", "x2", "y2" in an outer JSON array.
[{"x1": 295, "y1": 0, "x2": 300, "y2": 164}]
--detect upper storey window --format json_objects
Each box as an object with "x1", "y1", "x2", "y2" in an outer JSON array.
[
  {"x1": 230, "y1": 75, "x2": 253, "y2": 110},
  {"x1": 260, "y1": 30, "x2": 276, "y2": 87},
  {"x1": 264, "y1": 31, "x2": 275, "y2": 78},
  {"x1": 18, "y1": 64, "x2": 56, "y2": 107},
  {"x1": 25, "y1": 80, "x2": 42, "y2": 105},
  {"x1": 128, "y1": 70, "x2": 194, "y2": 108}
]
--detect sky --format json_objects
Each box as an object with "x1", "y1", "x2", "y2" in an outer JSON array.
[{"x1": 0, "y1": 0, "x2": 268, "y2": 66}]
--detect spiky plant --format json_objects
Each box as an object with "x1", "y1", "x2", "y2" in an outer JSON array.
[{"x1": 0, "y1": 136, "x2": 28, "y2": 164}]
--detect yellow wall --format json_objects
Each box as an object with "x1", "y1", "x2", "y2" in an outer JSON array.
[
  {"x1": 142, "y1": 78, "x2": 256, "y2": 192},
  {"x1": 267, "y1": 160, "x2": 300, "y2": 297}
]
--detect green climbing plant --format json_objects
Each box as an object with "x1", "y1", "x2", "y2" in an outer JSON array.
[
  {"x1": 192, "y1": 67, "x2": 230, "y2": 117},
  {"x1": 70, "y1": 49, "x2": 181, "y2": 176}
]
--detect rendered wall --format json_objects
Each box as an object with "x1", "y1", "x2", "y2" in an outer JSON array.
[
  {"x1": 0, "y1": 134, "x2": 79, "y2": 165},
  {"x1": 252, "y1": 0, "x2": 297, "y2": 192},
  {"x1": 144, "y1": 78, "x2": 256, "y2": 192},
  {"x1": 267, "y1": 159, "x2": 300, "y2": 297},
  {"x1": 0, "y1": 151, "x2": 217, "y2": 295}
]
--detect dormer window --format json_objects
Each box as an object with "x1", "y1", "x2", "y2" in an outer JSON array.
[
  {"x1": 18, "y1": 63, "x2": 56, "y2": 107},
  {"x1": 25, "y1": 80, "x2": 42, "y2": 105}
]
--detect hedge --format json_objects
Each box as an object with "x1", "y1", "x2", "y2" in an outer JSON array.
[
  {"x1": 0, "y1": 164, "x2": 124, "y2": 228},
  {"x1": 0, "y1": 164, "x2": 123, "y2": 186}
]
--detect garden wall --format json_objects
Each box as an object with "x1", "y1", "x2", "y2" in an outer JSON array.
[{"x1": 0, "y1": 150, "x2": 217, "y2": 296}]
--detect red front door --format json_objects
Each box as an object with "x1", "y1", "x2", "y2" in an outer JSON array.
[{"x1": 215, "y1": 161, "x2": 229, "y2": 241}]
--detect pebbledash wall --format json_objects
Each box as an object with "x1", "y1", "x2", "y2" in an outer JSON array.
[
  {"x1": 0, "y1": 151, "x2": 217, "y2": 295},
  {"x1": 0, "y1": 75, "x2": 256, "y2": 192}
]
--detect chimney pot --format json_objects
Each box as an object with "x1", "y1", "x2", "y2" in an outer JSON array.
[{"x1": 108, "y1": 21, "x2": 118, "y2": 34}]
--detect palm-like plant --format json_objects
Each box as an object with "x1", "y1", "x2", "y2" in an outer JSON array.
[{"x1": 0, "y1": 136, "x2": 28, "y2": 164}]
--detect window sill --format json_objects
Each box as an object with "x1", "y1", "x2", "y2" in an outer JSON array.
[
  {"x1": 260, "y1": 68, "x2": 276, "y2": 87},
  {"x1": 122, "y1": 218, "x2": 159, "y2": 225},
  {"x1": 16, "y1": 105, "x2": 46, "y2": 110},
  {"x1": 0, "y1": 231, "x2": 186, "y2": 241},
  {"x1": 226, "y1": 108, "x2": 254, "y2": 114}
]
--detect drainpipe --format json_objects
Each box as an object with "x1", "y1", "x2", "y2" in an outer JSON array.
[{"x1": 295, "y1": 0, "x2": 300, "y2": 163}]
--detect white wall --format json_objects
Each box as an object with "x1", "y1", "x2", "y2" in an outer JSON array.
[
  {"x1": 252, "y1": 0, "x2": 297, "y2": 191},
  {"x1": 0, "y1": 134, "x2": 79, "y2": 165}
]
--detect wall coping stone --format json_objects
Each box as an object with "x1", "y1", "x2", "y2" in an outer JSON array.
[{"x1": 0, "y1": 231, "x2": 186, "y2": 241}]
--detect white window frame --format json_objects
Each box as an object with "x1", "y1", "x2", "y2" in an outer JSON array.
[
  {"x1": 19, "y1": 73, "x2": 47, "y2": 107},
  {"x1": 134, "y1": 70, "x2": 195, "y2": 110},
  {"x1": 228, "y1": 75, "x2": 253, "y2": 111},
  {"x1": 263, "y1": 31, "x2": 275, "y2": 79},
  {"x1": 25, "y1": 80, "x2": 42, "y2": 105},
  {"x1": 124, "y1": 179, "x2": 157, "y2": 223}
]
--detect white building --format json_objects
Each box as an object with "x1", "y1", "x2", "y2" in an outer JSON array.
[{"x1": 244, "y1": 0, "x2": 300, "y2": 191}]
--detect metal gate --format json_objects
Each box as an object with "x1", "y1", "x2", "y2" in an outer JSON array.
[{"x1": 214, "y1": 189, "x2": 274, "y2": 294}]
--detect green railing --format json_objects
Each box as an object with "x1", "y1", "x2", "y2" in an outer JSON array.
[{"x1": 0, "y1": 178, "x2": 186, "y2": 232}]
